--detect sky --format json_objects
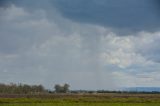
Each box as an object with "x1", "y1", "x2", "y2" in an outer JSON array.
[{"x1": 0, "y1": 0, "x2": 160, "y2": 90}]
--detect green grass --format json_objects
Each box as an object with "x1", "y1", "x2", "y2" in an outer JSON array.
[
  {"x1": 1, "y1": 94, "x2": 160, "y2": 106},
  {"x1": 1, "y1": 103, "x2": 160, "y2": 106}
]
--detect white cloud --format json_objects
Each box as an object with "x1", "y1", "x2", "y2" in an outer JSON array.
[
  {"x1": 100, "y1": 33, "x2": 154, "y2": 68},
  {"x1": 0, "y1": 4, "x2": 160, "y2": 89},
  {"x1": 112, "y1": 71, "x2": 157, "y2": 87}
]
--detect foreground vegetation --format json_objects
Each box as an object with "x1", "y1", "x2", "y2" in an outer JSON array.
[
  {"x1": 1, "y1": 103, "x2": 160, "y2": 106},
  {"x1": 0, "y1": 93, "x2": 160, "y2": 106},
  {"x1": 1, "y1": 83, "x2": 160, "y2": 106}
]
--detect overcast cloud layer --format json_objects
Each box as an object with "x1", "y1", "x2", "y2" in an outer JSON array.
[{"x1": 0, "y1": 0, "x2": 160, "y2": 90}]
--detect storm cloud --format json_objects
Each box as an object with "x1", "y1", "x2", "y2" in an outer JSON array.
[
  {"x1": 0, "y1": 0, "x2": 160, "y2": 90},
  {"x1": 52, "y1": 0, "x2": 160, "y2": 32}
]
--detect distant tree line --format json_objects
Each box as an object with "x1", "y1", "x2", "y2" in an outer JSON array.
[
  {"x1": 0, "y1": 83, "x2": 160, "y2": 94},
  {"x1": 0, "y1": 83, "x2": 70, "y2": 94},
  {"x1": 70, "y1": 90, "x2": 160, "y2": 94},
  {"x1": 0, "y1": 83, "x2": 46, "y2": 94}
]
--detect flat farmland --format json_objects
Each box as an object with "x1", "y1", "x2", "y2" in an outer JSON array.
[{"x1": 0, "y1": 93, "x2": 160, "y2": 106}]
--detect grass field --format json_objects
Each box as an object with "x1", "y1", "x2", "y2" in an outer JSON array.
[
  {"x1": 1, "y1": 103, "x2": 160, "y2": 106},
  {"x1": 0, "y1": 93, "x2": 160, "y2": 106}
]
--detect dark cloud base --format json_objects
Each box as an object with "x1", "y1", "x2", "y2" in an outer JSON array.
[
  {"x1": 0, "y1": 0, "x2": 9, "y2": 7},
  {"x1": 2, "y1": 0, "x2": 160, "y2": 32},
  {"x1": 52, "y1": 0, "x2": 160, "y2": 32}
]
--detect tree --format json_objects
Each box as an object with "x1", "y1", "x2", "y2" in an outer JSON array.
[
  {"x1": 64, "y1": 83, "x2": 70, "y2": 93},
  {"x1": 54, "y1": 83, "x2": 70, "y2": 93},
  {"x1": 54, "y1": 84, "x2": 61, "y2": 93},
  {"x1": 0, "y1": 83, "x2": 46, "y2": 94}
]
